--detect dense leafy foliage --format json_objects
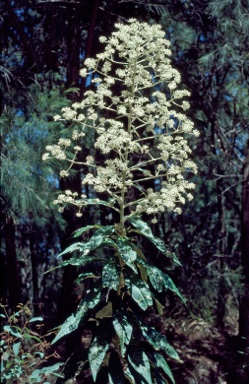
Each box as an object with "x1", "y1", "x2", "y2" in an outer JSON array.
[{"x1": 0, "y1": 303, "x2": 63, "y2": 383}]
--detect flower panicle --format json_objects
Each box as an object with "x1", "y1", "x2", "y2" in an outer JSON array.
[{"x1": 43, "y1": 20, "x2": 198, "y2": 218}]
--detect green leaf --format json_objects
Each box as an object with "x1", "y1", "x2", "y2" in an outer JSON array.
[
  {"x1": 76, "y1": 272, "x2": 99, "y2": 282},
  {"x1": 130, "y1": 274, "x2": 153, "y2": 311},
  {"x1": 58, "y1": 227, "x2": 115, "y2": 258},
  {"x1": 60, "y1": 255, "x2": 102, "y2": 268},
  {"x1": 140, "y1": 262, "x2": 185, "y2": 303},
  {"x1": 123, "y1": 364, "x2": 136, "y2": 384},
  {"x1": 149, "y1": 266, "x2": 185, "y2": 302},
  {"x1": 102, "y1": 260, "x2": 120, "y2": 291},
  {"x1": 140, "y1": 324, "x2": 179, "y2": 360},
  {"x1": 12, "y1": 342, "x2": 21, "y2": 356},
  {"x1": 160, "y1": 272, "x2": 185, "y2": 303},
  {"x1": 89, "y1": 338, "x2": 109, "y2": 382},
  {"x1": 28, "y1": 317, "x2": 43, "y2": 323},
  {"x1": 113, "y1": 314, "x2": 133, "y2": 357},
  {"x1": 86, "y1": 198, "x2": 116, "y2": 209},
  {"x1": 29, "y1": 363, "x2": 64, "y2": 382},
  {"x1": 52, "y1": 286, "x2": 102, "y2": 344},
  {"x1": 153, "y1": 370, "x2": 168, "y2": 384},
  {"x1": 34, "y1": 352, "x2": 45, "y2": 359},
  {"x1": 129, "y1": 217, "x2": 181, "y2": 265},
  {"x1": 93, "y1": 225, "x2": 115, "y2": 237},
  {"x1": 146, "y1": 265, "x2": 164, "y2": 293},
  {"x1": 3, "y1": 326, "x2": 23, "y2": 339},
  {"x1": 108, "y1": 350, "x2": 126, "y2": 384},
  {"x1": 72, "y1": 225, "x2": 101, "y2": 238},
  {"x1": 128, "y1": 348, "x2": 152, "y2": 384},
  {"x1": 57, "y1": 241, "x2": 84, "y2": 257},
  {"x1": 117, "y1": 237, "x2": 137, "y2": 273},
  {"x1": 150, "y1": 351, "x2": 175, "y2": 384}
]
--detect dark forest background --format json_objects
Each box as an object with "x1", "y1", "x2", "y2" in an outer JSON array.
[{"x1": 1, "y1": 1, "x2": 249, "y2": 383}]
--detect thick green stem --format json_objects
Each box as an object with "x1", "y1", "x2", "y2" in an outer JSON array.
[{"x1": 119, "y1": 58, "x2": 137, "y2": 235}]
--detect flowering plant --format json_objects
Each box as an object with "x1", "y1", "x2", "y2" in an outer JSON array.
[{"x1": 44, "y1": 19, "x2": 198, "y2": 383}]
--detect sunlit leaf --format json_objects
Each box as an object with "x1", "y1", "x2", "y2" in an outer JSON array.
[
  {"x1": 76, "y1": 272, "x2": 99, "y2": 282},
  {"x1": 58, "y1": 227, "x2": 115, "y2": 258},
  {"x1": 123, "y1": 364, "x2": 136, "y2": 384},
  {"x1": 146, "y1": 265, "x2": 164, "y2": 293},
  {"x1": 102, "y1": 260, "x2": 120, "y2": 291},
  {"x1": 89, "y1": 338, "x2": 109, "y2": 382},
  {"x1": 60, "y1": 255, "x2": 103, "y2": 268},
  {"x1": 128, "y1": 348, "x2": 152, "y2": 384},
  {"x1": 129, "y1": 217, "x2": 181, "y2": 265},
  {"x1": 117, "y1": 237, "x2": 137, "y2": 273},
  {"x1": 93, "y1": 225, "x2": 115, "y2": 237},
  {"x1": 64, "y1": 87, "x2": 80, "y2": 94},
  {"x1": 130, "y1": 275, "x2": 153, "y2": 311},
  {"x1": 52, "y1": 286, "x2": 101, "y2": 344},
  {"x1": 72, "y1": 224, "x2": 101, "y2": 238},
  {"x1": 29, "y1": 363, "x2": 64, "y2": 382},
  {"x1": 139, "y1": 261, "x2": 185, "y2": 303},
  {"x1": 86, "y1": 198, "x2": 117, "y2": 209},
  {"x1": 12, "y1": 342, "x2": 21, "y2": 356},
  {"x1": 150, "y1": 351, "x2": 175, "y2": 384},
  {"x1": 140, "y1": 324, "x2": 179, "y2": 360},
  {"x1": 113, "y1": 314, "x2": 133, "y2": 357},
  {"x1": 3, "y1": 326, "x2": 23, "y2": 339},
  {"x1": 28, "y1": 317, "x2": 43, "y2": 323}
]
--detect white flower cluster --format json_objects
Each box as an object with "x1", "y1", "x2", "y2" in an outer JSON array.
[
  {"x1": 43, "y1": 20, "x2": 198, "y2": 220},
  {"x1": 53, "y1": 190, "x2": 87, "y2": 214}
]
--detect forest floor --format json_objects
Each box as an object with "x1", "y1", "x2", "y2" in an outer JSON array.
[{"x1": 158, "y1": 299, "x2": 248, "y2": 384}]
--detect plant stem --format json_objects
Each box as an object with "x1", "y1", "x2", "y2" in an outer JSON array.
[{"x1": 119, "y1": 57, "x2": 137, "y2": 236}]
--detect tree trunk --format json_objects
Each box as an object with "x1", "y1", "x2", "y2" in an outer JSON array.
[
  {"x1": 239, "y1": 141, "x2": 249, "y2": 378},
  {"x1": 4, "y1": 214, "x2": 21, "y2": 311},
  {"x1": 216, "y1": 175, "x2": 227, "y2": 328}
]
